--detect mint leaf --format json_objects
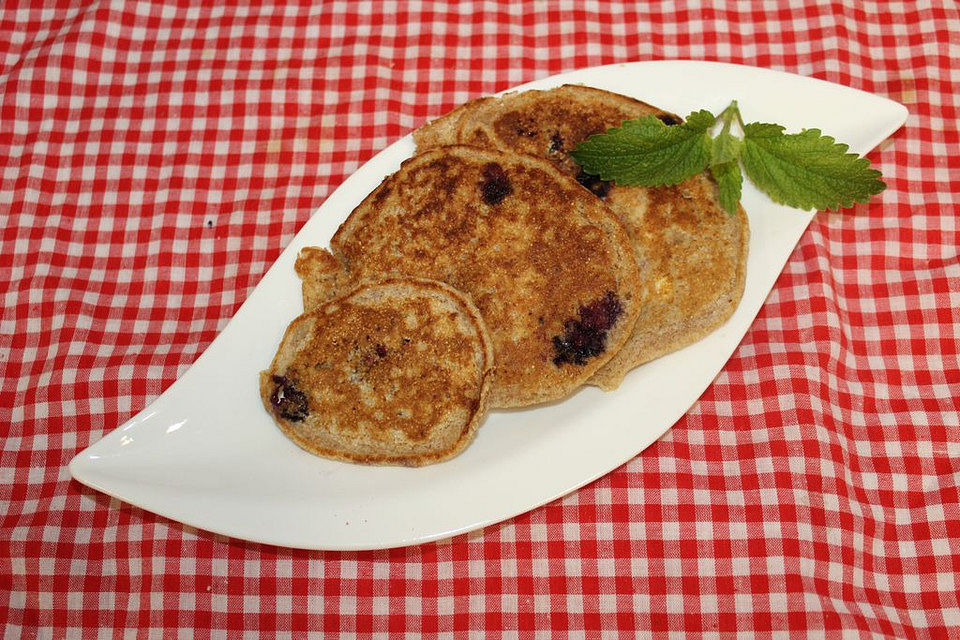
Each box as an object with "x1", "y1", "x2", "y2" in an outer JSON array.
[
  {"x1": 570, "y1": 111, "x2": 714, "y2": 187},
  {"x1": 741, "y1": 124, "x2": 886, "y2": 210},
  {"x1": 710, "y1": 161, "x2": 742, "y2": 215}
]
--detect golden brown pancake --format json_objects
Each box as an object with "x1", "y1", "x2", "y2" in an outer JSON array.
[
  {"x1": 261, "y1": 277, "x2": 494, "y2": 466},
  {"x1": 307, "y1": 145, "x2": 642, "y2": 407}
]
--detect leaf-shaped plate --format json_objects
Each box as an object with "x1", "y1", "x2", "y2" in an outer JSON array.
[{"x1": 70, "y1": 61, "x2": 907, "y2": 550}]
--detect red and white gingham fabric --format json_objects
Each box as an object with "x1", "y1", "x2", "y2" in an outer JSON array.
[{"x1": 2, "y1": 1, "x2": 958, "y2": 636}]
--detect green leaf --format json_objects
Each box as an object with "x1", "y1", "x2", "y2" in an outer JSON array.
[
  {"x1": 570, "y1": 112, "x2": 714, "y2": 187},
  {"x1": 710, "y1": 131, "x2": 742, "y2": 166},
  {"x1": 710, "y1": 160, "x2": 742, "y2": 215},
  {"x1": 741, "y1": 124, "x2": 886, "y2": 210}
]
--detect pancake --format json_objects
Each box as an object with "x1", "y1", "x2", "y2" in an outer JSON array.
[
  {"x1": 307, "y1": 145, "x2": 642, "y2": 407},
  {"x1": 260, "y1": 277, "x2": 494, "y2": 466}
]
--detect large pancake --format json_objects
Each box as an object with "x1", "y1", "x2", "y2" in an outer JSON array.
[
  {"x1": 415, "y1": 85, "x2": 750, "y2": 389},
  {"x1": 320, "y1": 145, "x2": 642, "y2": 407},
  {"x1": 261, "y1": 277, "x2": 494, "y2": 466}
]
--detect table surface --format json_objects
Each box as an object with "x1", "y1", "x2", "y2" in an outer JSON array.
[{"x1": 3, "y1": 1, "x2": 958, "y2": 637}]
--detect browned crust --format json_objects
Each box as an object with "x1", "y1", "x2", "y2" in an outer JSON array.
[
  {"x1": 329, "y1": 145, "x2": 642, "y2": 407},
  {"x1": 261, "y1": 277, "x2": 495, "y2": 466}
]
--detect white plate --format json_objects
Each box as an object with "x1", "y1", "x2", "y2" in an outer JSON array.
[{"x1": 70, "y1": 61, "x2": 907, "y2": 550}]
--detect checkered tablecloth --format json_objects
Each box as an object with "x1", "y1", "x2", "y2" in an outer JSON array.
[{"x1": 3, "y1": 0, "x2": 959, "y2": 636}]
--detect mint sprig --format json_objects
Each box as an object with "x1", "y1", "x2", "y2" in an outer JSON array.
[{"x1": 570, "y1": 101, "x2": 886, "y2": 215}]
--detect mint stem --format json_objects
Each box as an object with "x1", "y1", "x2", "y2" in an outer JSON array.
[
  {"x1": 717, "y1": 100, "x2": 741, "y2": 136},
  {"x1": 720, "y1": 109, "x2": 733, "y2": 137}
]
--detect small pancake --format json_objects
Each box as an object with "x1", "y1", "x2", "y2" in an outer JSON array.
[
  {"x1": 415, "y1": 85, "x2": 750, "y2": 389},
  {"x1": 260, "y1": 277, "x2": 494, "y2": 466}
]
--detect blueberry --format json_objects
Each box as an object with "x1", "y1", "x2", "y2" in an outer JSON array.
[
  {"x1": 552, "y1": 292, "x2": 624, "y2": 366},
  {"x1": 269, "y1": 375, "x2": 309, "y2": 422},
  {"x1": 480, "y1": 163, "x2": 513, "y2": 205}
]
